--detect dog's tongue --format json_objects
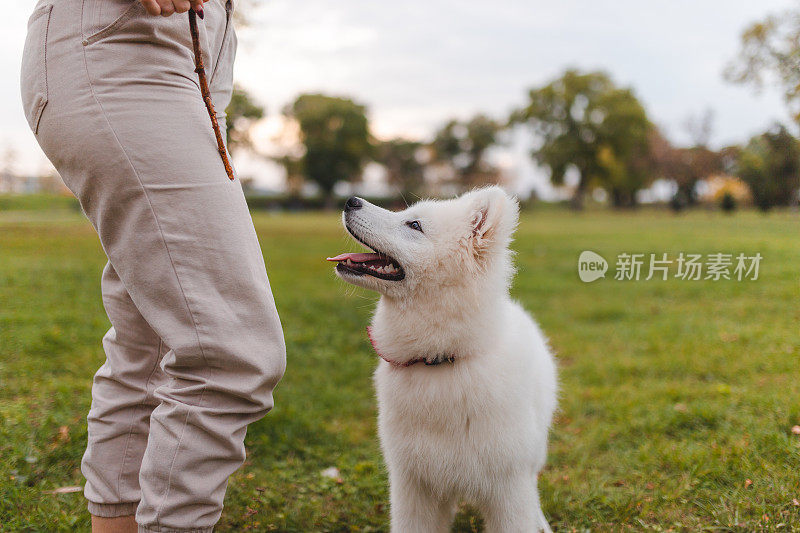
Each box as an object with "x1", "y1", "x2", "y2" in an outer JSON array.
[{"x1": 326, "y1": 252, "x2": 382, "y2": 262}]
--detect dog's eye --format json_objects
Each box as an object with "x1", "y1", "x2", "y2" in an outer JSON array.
[{"x1": 406, "y1": 220, "x2": 423, "y2": 232}]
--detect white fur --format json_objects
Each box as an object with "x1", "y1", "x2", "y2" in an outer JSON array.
[{"x1": 334, "y1": 187, "x2": 558, "y2": 533}]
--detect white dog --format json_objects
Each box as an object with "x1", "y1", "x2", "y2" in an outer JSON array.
[{"x1": 328, "y1": 187, "x2": 558, "y2": 533}]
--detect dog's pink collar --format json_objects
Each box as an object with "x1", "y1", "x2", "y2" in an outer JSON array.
[{"x1": 366, "y1": 327, "x2": 456, "y2": 368}]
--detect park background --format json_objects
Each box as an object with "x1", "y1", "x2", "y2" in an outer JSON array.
[{"x1": 2, "y1": 0, "x2": 800, "y2": 531}]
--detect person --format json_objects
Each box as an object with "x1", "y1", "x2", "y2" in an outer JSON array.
[{"x1": 20, "y1": 0, "x2": 286, "y2": 531}]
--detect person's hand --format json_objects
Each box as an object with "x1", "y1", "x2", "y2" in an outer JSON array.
[{"x1": 140, "y1": 0, "x2": 209, "y2": 17}]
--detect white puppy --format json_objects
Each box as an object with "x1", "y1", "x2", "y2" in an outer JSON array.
[{"x1": 328, "y1": 187, "x2": 558, "y2": 533}]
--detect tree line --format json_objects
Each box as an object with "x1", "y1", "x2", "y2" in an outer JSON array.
[{"x1": 225, "y1": 5, "x2": 800, "y2": 211}]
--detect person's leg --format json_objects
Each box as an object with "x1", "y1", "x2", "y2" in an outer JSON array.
[
  {"x1": 82, "y1": 262, "x2": 167, "y2": 519},
  {"x1": 92, "y1": 515, "x2": 139, "y2": 533},
  {"x1": 25, "y1": 1, "x2": 285, "y2": 530}
]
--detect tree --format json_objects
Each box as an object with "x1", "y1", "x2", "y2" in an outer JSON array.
[
  {"x1": 645, "y1": 116, "x2": 723, "y2": 210},
  {"x1": 231, "y1": 0, "x2": 263, "y2": 28},
  {"x1": 512, "y1": 70, "x2": 651, "y2": 208},
  {"x1": 676, "y1": 110, "x2": 722, "y2": 206},
  {"x1": 430, "y1": 115, "x2": 502, "y2": 191},
  {"x1": 736, "y1": 124, "x2": 800, "y2": 211},
  {"x1": 282, "y1": 94, "x2": 371, "y2": 202},
  {"x1": 678, "y1": 146, "x2": 722, "y2": 206},
  {"x1": 657, "y1": 145, "x2": 721, "y2": 209},
  {"x1": 720, "y1": 191, "x2": 737, "y2": 213},
  {"x1": 224, "y1": 85, "x2": 265, "y2": 154},
  {"x1": 725, "y1": 8, "x2": 800, "y2": 126},
  {"x1": 684, "y1": 108, "x2": 714, "y2": 146},
  {"x1": 376, "y1": 139, "x2": 426, "y2": 196}
]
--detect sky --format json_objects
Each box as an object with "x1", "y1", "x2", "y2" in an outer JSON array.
[{"x1": 1, "y1": 0, "x2": 794, "y2": 196}]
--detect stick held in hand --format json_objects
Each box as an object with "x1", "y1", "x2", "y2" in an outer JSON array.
[{"x1": 189, "y1": 8, "x2": 235, "y2": 181}]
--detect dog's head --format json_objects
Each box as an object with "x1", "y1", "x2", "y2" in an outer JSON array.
[{"x1": 328, "y1": 186, "x2": 519, "y2": 298}]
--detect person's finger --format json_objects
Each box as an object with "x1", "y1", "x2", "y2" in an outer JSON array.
[
  {"x1": 172, "y1": 0, "x2": 192, "y2": 14},
  {"x1": 157, "y1": 0, "x2": 175, "y2": 17},
  {"x1": 188, "y1": 0, "x2": 205, "y2": 19},
  {"x1": 140, "y1": 0, "x2": 161, "y2": 16}
]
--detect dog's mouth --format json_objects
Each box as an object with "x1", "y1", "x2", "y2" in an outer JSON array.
[
  {"x1": 327, "y1": 252, "x2": 405, "y2": 281},
  {"x1": 328, "y1": 221, "x2": 405, "y2": 281},
  {"x1": 327, "y1": 249, "x2": 405, "y2": 281}
]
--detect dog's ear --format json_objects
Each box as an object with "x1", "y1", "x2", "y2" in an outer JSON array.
[{"x1": 467, "y1": 186, "x2": 519, "y2": 252}]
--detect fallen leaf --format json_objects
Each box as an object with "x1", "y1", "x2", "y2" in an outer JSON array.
[
  {"x1": 745, "y1": 479, "x2": 753, "y2": 488},
  {"x1": 321, "y1": 467, "x2": 340, "y2": 480},
  {"x1": 58, "y1": 426, "x2": 70, "y2": 442},
  {"x1": 44, "y1": 486, "x2": 82, "y2": 494},
  {"x1": 792, "y1": 498, "x2": 799, "y2": 507},
  {"x1": 791, "y1": 425, "x2": 800, "y2": 435},
  {"x1": 646, "y1": 483, "x2": 655, "y2": 490},
  {"x1": 674, "y1": 403, "x2": 688, "y2": 413},
  {"x1": 320, "y1": 466, "x2": 344, "y2": 484}
]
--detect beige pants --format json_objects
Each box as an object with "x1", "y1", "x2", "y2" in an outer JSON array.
[{"x1": 21, "y1": 1, "x2": 286, "y2": 531}]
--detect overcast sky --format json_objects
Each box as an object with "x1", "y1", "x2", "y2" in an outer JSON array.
[{"x1": 1, "y1": 0, "x2": 794, "y2": 193}]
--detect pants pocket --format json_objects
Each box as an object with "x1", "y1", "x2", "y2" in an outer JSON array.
[
  {"x1": 83, "y1": 0, "x2": 145, "y2": 46},
  {"x1": 209, "y1": 0, "x2": 236, "y2": 88},
  {"x1": 20, "y1": 3, "x2": 53, "y2": 134}
]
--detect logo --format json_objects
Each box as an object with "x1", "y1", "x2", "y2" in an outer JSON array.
[
  {"x1": 577, "y1": 251, "x2": 761, "y2": 282},
  {"x1": 578, "y1": 251, "x2": 608, "y2": 282}
]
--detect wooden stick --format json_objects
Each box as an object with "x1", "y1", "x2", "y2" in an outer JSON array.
[{"x1": 189, "y1": 8, "x2": 235, "y2": 180}]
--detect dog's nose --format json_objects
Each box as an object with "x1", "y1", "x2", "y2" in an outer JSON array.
[{"x1": 345, "y1": 196, "x2": 363, "y2": 212}]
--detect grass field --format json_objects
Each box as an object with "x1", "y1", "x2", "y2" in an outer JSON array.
[{"x1": 1, "y1": 196, "x2": 799, "y2": 532}]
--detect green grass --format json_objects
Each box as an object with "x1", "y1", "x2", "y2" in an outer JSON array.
[
  {"x1": 0, "y1": 193, "x2": 79, "y2": 213},
  {"x1": 1, "y1": 198, "x2": 799, "y2": 532}
]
